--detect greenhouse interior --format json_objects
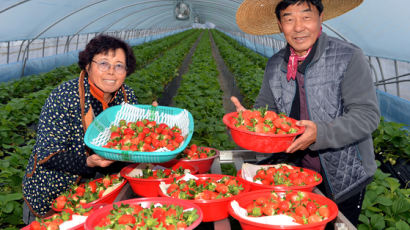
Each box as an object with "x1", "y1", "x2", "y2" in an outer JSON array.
[{"x1": 0, "y1": 0, "x2": 409, "y2": 229}]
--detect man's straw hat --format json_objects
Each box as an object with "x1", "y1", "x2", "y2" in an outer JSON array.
[{"x1": 236, "y1": 0, "x2": 363, "y2": 35}]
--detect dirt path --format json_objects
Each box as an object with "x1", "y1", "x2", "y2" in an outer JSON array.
[
  {"x1": 208, "y1": 30, "x2": 244, "y2": 114},
  {"x1": 157, "y1": 31, "x2": 204, "y2": 106}
]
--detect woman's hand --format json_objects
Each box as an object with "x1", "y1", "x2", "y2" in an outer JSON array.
[
  {"x1": 230, "y1": 96, "x2": 246, "y2": 112},
  {"x1": 86, "y1": 154, "x2": 114, "y2": 168},
  {"x1": 286, "y1": 120, "x2": 317, "y2": 153}
]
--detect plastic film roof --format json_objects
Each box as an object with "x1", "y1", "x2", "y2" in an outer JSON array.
[{"x1": 0, "y1": 0, "x2": 409, "y2": 62}]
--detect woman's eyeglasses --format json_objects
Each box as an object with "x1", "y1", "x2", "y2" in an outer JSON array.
[{"x1": 92, "y1": 60, "x2": 127, "y2": 74}]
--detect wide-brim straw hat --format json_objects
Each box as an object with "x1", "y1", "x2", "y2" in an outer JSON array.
[{"x1": 236, "y1": 0, "x2": 363, "y2": 35}]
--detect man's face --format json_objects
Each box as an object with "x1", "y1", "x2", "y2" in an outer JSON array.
[{"x1": 278, "y1": 2, "x2": 323, "y2": 56}]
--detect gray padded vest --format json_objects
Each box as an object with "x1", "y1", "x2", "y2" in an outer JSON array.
[{"x1": 267, "y1": 35, "x2": 371, "y2": 203}]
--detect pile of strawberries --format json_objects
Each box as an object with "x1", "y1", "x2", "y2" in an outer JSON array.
[
  {"x1": 103, "y1": 119, "x2": 184, "y2": 152},
  {"x1": 29, "y1": 174, "x2": 122, "y2": 230},
  {"x1": 165, "y1": 176, "x2": 245, "y2": 200},
  {"x1": 96, "y1": 203, "x2": 199, "y2": 229},
  {"x1": 29, "y1": 211, "x2": 72, "y2": 230},
  {"x1": 179, "y1": 144, "x2": 216, "y2": 160},
  {"x1": 231, "y1": 108, "x2": 299, "y2": 134},
  {"x1": 52, "y1": 174, "x2": 123, "y2": 212},
  {"x1": 245, "y1": 191, "x2": 331, "y2": 225},
  {"x1": 252, "y1": 165, "x2": 321, "y2": 186},
  {"x1": 133, "y1": 166, "x2": 192, "y2": 179}
]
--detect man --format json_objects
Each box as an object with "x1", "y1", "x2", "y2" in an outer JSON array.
[{"x1": 233, "y1": 0, "x2": 380, "y2": 226}]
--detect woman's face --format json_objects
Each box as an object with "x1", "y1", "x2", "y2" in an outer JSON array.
[{"x1": 86, "y1": 48, "x2": 127, "y2": 95}]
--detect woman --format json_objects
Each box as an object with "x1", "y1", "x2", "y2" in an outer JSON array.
[{"x1": 22, "y1": 35, "x2": 139, "y2": 223}]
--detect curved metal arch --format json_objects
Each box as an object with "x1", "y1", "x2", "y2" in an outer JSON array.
[
  {"x1": 100, "y1": 3, "x2": 175, "y2": 34},
  {"x1": 322, "y1": 23, "x2": 349, "y2": 42},
  {"x1": 188, "y1": 1, "x2": 237, "y2": 28},
  {"x1": 128, "y1": 11, "x2": 190, "y2": 31},
  {"x1": 191, "y1": 9, "x2": 238, "y2": 29},
  {"x1": 20, "y1": 0, "x2": 109, "y2": 77},
  {"x1": 0, "y1": 0, "x2": 30, "y2": 14},
  {"x1": 64, "y1": 1, "x2": 175, "y2": 52},
  {"x1": 119, "y1": 9, "x2": 188, "y2": 31}
]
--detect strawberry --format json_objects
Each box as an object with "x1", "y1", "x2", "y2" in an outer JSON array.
[
  {"x1": 118, "y1": 214, "x2": 136, "y2": 225},
  {"x1": 30, "y1": 221, "x2": 42, "y2": 230},
  {"x1": 102, "y1": 175, "x2": 111, "y2": 187},
  {"x1": 318, "y1": 205, "x2": 330, "y2": 218}
]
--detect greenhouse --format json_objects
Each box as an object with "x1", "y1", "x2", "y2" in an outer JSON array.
[{"x1": 0, "y1": 0, "x2": 409, "y2": 229}]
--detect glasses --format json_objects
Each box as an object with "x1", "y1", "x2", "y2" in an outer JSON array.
[{"x1": 92, "y1": 60, "x2": 127, "y2": 74}]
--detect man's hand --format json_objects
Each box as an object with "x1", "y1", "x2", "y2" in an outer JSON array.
[
  {"x1": 230, "y1": 96, "x2": 246, "y2": 112},
  {"x1": 86, "y1": 154, "x2": 114, "y2": 168},
  {"x1": 152, "y1": 101, "x2": 158, "y2": 107},
  {"x1": 286, "y1": 120, "x2": 317, "y2": 153}
]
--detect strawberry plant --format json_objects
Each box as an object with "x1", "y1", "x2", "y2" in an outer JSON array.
[
  {"x1": 372, "y1": 117, "x2": 410, "y2": 166},
  {"x1": 358, "y1": 161, "x2": 410, "y2": 230}
]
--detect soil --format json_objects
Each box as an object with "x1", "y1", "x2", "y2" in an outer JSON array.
[
  {"x1": 208, "y1": 30, "x2": 244, "y2": 114},
  {"x1": 157, "y1": 32, "x2": 204, "y2": 106}
]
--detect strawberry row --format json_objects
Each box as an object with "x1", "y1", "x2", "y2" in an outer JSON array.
[
  {"x1": 173, "y1": 31, "x2": 236, "y2": 150},
  {"x1": 125, "y1": 30, "x2": 201, "y2": 104},
  {"x1": 211, "y1": 29, "x2": 265, "y2": 108},
  {"x1": 214, "y1": 30, "x2": 268, "y2": 69}
]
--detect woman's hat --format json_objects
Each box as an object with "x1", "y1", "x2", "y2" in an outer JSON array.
[{"x1": 236, "y1": 0, "x2": 363, "y2": 35}]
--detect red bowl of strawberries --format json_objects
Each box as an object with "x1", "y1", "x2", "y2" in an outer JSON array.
[
  {"x1": 159, "y1": 145, "x2": 220, "y2": 174},
  {"x1": 223, "y1": 109, "x2": 305, "y2": 153},
  {"x1": 120, "y1": 162, "x2": 198, "y2": 197},
  {"x1": 51, "y1": 174, "x2": 126, "y2": 212},
  {"x1": 228, "y1": 189, "x2": 338, "y2": 230},
  {"x1": 237, "y1": 164, "x2": 322, "y2": 192},
  {"x1": 84, "y1": 197, "x2": 203, "y2": 230},
  {"x1": 158, "y1": 174, "x2": 250, "y2": 222}
]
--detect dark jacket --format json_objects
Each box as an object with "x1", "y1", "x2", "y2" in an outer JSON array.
[
  {"x1": 255, "y1": 33, "x2": 380, "y2": 203},
  {"x1": 22, "y1": 73, "x2": 138, "y2": 216}
]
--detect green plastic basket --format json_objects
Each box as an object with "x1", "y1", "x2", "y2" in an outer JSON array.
[{"x1": 84, "y1": 103, "x2": 194, "y2": 163}]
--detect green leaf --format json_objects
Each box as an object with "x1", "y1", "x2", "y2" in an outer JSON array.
[
  {"x1": 367, "y1": 206, "x2": 382, "y2": 212},
  {"x1": 376, "y1": 196, "x2": 393, "y2": 206},
  {"x1": 0, "y1": 193, "x2": 23, "y2": 202},
  {"x1": 396, "y1": 220, "x2": 410, "y2": 230},
  {"x1": 386, "y1": 177, "x2": 400, "y2": 192},
  {"x1": 365, "y1": 190, "x2": 378, "y2": 203},
  {"x1": 3, "y1": 201, "x2": 14, "y2": 213},
  {"x1": 392, "y1": 197, "x2": 410, "y2": 214},
  {"x1": 370, "y1": 213, "x2": 386, "y2": 230},
  {"x1": 357, "y1": 224, "x2": 370, "y2": 230},
  {"x1": 359, "y1": 214, "x2": 370, "y2": 225}
]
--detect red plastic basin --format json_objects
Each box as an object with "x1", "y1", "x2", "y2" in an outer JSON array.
[
  {"x1": 158, "y1": 174, "x2": 250, "y2": 222},
  {"x1": 84, "y1": 197, "x2": 203, "y2": 230},
  {"x1": 237, "y1": 169, "x2": 322, "y2": 192},
  {"x1": 223, "y1": 112, "x2": 305, "y2": 153},
  {"x1": 228, "y1": 189, "x2": 338, "y2": 230},
  {"x1": 120, "y1": 163, "x2": 197, "y2": 197},
  {"x1": 159, "y1": 147, "x2": 220, "y2": 174}
]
